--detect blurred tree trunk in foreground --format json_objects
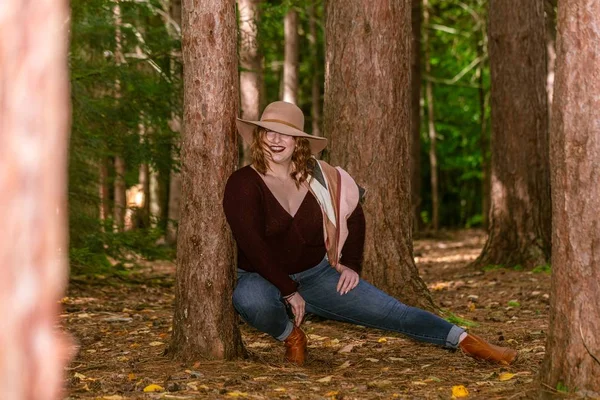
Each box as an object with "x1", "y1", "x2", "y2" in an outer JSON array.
[
  {"x1": 0, "y1": 0, "x2": 71, "y2": 398},
  {"x1": 540, "y1": 0, "x2": 600, "y2": 396},
  {"x1": 170, "y1": 0, "x2": 244, "y2": 360},
  {"x1": 475, "y1": 0, "x2": 550, "y2": 269},
  {"x1": 324, "y1": 0, "x2": 435, "y2": 311},
  {"x1": 113, "y1": 1, "x2": 127, "y2": 232}
]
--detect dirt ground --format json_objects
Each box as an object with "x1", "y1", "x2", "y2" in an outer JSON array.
[{"x1": 62, "y1": 230, "x2": 554, "y2": 400}]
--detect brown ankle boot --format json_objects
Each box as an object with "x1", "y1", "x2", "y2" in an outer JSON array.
[
  {"x1": 459, "y1": 333, "x2": 518, "y2": 365},
  {"x1": 284, "y1": 326, "x2": 307, "y2": 366}
]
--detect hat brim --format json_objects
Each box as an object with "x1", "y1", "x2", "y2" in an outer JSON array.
[{"x1": 236, "y1": 118, "x2": 327, "y2": 154}]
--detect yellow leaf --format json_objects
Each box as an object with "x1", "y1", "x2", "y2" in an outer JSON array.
[
  {"x1": 127, "y1": 373, "x2": 136, "y2": 381},
  {"x1": 499, "y1": 372, "x2": 516, "y2": 381},
  {"x1": 149, "y1": 341, "x2": 164, "y2": 346},
  {"x1": 226, "y1": 391, "x2": 248, "y2": 397},
  {"x1": 317, "y1": 376, "x2": 333, "y2": 383},
  {"x1": 274, "y1": 388, "x2": 286, "y2": 392},
  {"x1": 468, "y1": 302, "x2": 476, "y2": 312},
  {"x1": 73, "y1": 372, "x2": 86, "y2": 380},
  {"x1": 143, "y1": 384, "x2": 164, "y2": 392},
  {"x1": 378, "y1": 337, "x2": 387, "y2": 343},
  {"x1": 130, "y1": 343, "x2": 140, "y2": 348},
  {"x1": 451, "y1": 385, "x2": 469, "y2": 398},
  {"x1": 325, "y1": 390, "x2": 339, "y2": 396}
]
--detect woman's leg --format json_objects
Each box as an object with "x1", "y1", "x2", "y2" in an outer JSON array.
[
  {"x1": 233, "y1": 270, "x2": 294, "y2": 341},
  {"x1": 294, "y1": 263, "x2": 464, "y2": 348}
]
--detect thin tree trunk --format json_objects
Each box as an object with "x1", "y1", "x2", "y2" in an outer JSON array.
[
  {"x1": 474, "y1": 0, "x2": 550, "y2": 269},
  {"x1": 324, "y1": 0, "x2": 435, "y2": 311},
  {"x1": 170, "y1": 0, "x2": 244, "y2": 360},
  {"x1": 150, "y1": 168, "x2": 161, "y2": 227},
  {"x1": 309, "y1": 0, "x2": 321, "y2": 137},
  {"x1": 283, "y1": 9, "x2": 299, "y2": 104},
  {"x1": 99, "y1": 159, "x2": 110, "y2": 226},
  {"x1": 544, "y1": 0, "x2": 557, "y2": 110},
  {"x1": 410, "y1": 0, "x2": 422, "y2": 232},
  {"x1": 423, "y1": 0, "x2": 439, "y2": 231},
  {"x1": 238, "y1": 0, "x2": 262, "y2": 166},
  {"x1": 540, "y1": 1, "x2": 600, "y2": 396},
  {"x1": 113, "y1": 1, "x2": 126, "y2": 232},
  {"x1": 477, "y1": 18, "x2": 491, "y2": 229},
  {"x1": 167, "y1": 0, "x2": 182, "y2": 243},
  {"x1": 0, "y1": 0, "x2": 71, "y2": 397},
  {"x1": 138, "y1": 117, "x2": 150, "y2": 229}
]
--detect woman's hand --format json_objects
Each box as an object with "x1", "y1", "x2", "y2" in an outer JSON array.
[
  {"x1": 285, "y1": 292, "x2": 306, "y2": 327},
  {"x1": 335, "y1": 264, "x2": 360, "y2": 295}
]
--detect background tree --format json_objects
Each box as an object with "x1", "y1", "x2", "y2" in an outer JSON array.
[
  {"x1": 282, "y1": 8, "x2": 299, "y2": 103},
  {"x1": 0, "y1": 0, "x2": 70, "y2": 397},
  {"x1": 410, "y1": 0, "x2": 422, "y2": 231},
  {"x1": 540, "y1": 0, "x2": 600, "y2": 395},
  {"x1": 238, "y1": 0, "x2": 263, "y2": 165},
  {"x1": 170, "y1": 0, "x2": 244, "y2": 360},
  {"x1": 474, "y1": 0, "x2": 551, "y2": 269},
  {"x1": 324, "y1": 0, "x2": 434, "y2": 310}
]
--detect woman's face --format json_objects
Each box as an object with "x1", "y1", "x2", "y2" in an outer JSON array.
[{"x1": 263, "y1": 130, "x2": 295, "y2": 165}]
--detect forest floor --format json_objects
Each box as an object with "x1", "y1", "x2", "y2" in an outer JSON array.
[{"x1": 62, "y1": 230, "x2": 555, "y2": 400}]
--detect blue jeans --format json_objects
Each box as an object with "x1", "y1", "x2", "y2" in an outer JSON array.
[{"x1": 233, "y1": 257, "x2": 464, "y2": 348}]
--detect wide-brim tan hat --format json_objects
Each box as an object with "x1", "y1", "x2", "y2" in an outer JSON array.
[{"x1": 236, "y1": 101, "x2": 327, "y2": 154}]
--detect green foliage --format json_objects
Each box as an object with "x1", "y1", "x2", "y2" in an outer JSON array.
[
  {"x1": 533, "y1": 264, "x2": 552, "y2": 274},
  {"x1": 556, "y1": 382, "x2": 569, "y2": 393},
  {"x1": 442, "y1": 310, "x2": 478, "y2": 328},
  {"x1": 507, "y1": 300, "x2": 520, "y2": 307}
]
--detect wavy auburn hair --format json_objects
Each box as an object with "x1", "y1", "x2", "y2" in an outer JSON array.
[{"x1": 251, "y1": 127, "x2": 316, "y2": 187}]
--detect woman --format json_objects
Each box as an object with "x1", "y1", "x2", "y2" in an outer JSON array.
[{"x1": 223, "y1": 101, "x2": 517, "y2": 366}]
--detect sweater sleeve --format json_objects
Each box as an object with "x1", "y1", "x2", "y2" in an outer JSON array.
[
  {"x1": 339, "y1": 203, "x2": 366, "y2": 274},
  {"x1": 223, "y1": 172, "x2": 298, "y2": 296}
]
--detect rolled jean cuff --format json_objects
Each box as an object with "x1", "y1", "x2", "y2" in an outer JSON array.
[
  {"x1": 276, "y1": 320, "x2": 294, "y2": 341},
  {"x1": 445, "y1": 325, "x2": 466, "y2": 349}
]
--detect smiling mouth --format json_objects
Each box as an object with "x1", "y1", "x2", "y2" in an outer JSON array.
[{"x1": 268, "y1": 145, "x2": 285, "y2": 153}]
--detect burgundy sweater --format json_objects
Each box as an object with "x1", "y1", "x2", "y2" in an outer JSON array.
[{"x1": 223, "y1": 166, "x2": 366, "y2": 296}]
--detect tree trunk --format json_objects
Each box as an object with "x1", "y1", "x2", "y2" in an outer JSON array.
[
  {"x1": 283, "y1": 9, "x2": 299, "y2": 104},
  {"x1": 410, "y1": 0, "x2": 422, "y2": 232},
  {"x1": 544, "y1": 0, "x2": 557, "y2": 110},
  {"x1": 149, "y1": 168, "x2": 162, "y2": 228},
  {"x1": 308, "y1": 0, "x2": 321, "y2": 137},
  {"x1": 167, "y1": 0, "x2": 182, "y2": 243},
  {"x1": 170, "y1": 0, "x2": 244, "y2": 361},
  {"x1": 113, "y1": 1, "x2": 127, "y2": 232},
  {"x1": 423, "y1": 0, "x2": 439, "y2": 231},
  {"x1": 540, "y1": 1, "x2": 600, "y2": 396},
  {"x1": 138, "y1": 118, "x2": 150, "y2": 229},
  {"x1": 477, "y1": 19, "x2": 491, "y2": 230},
  {"x1": 99, "y1": 159, "x2": 111, "y2": 226},
  {"x1": 0, "y1": 0, "x2": 71, "y2": 397},
  {"x1": 238, "y1": 0, "x2": 262, "y2": 166},
  {"x1": 324, "y1": 0, "x2": 435, "y2": 311},
  {"x1": 474, "y1": 0, "x2": 550, "y2": 269}
]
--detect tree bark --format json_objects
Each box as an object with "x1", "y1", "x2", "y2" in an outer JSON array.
[
  {"x1": 0, "y1": 0, "x2": 71, "y2": 397},
  {"x1": 423, "y1": 0, "x2": 439, "y2": 231},
  {"x1": 410, "y1": 0, "x2": 422, "y2": 232},
  {"x1": 238, "y1": 0, "x2": 262, "y2": 165},
  {"x1": 324, "y1": 0, "x2": 435, "y2": 311},
  {"x1": 99, "y1": 159, "x2": 111, "y2": 226},
  {"x1": 309, "y1": 0, "x2": 321, "y2": 137},
  {"x1": 283, "y1": 9, "x2": 299, "y2": 104},
  {"x1": 474, "y1": 0, "x2": 550, "y2": 269},
  {"x1": 113, "y1": 1, "x2": 127, "y2": 232},
  {"x1": 170, "y1": 0, "x2": 244, "y2": 360},
  {"x1": 540, "y1": 1, "x2": 600, "y2": 396}
]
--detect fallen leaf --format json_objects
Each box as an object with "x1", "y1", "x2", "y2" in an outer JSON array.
[
  {"x1": 317, "y1": 376, "x2": 333, "y2": 383},
  {"x1": 308, "y1": 334, "x2": 328, "y2": 341},
  {"x1": 143, "y1": 384, "x2": 165, "y2": 392},
  {"x1": 365, "y1": 358, "x2": 379, "y2": 363},
  {"x1": 451, "y1": 385, "x2": 469, "y2": 398},
  {"x1": 412, "y1": 381, "x2": 428, "y2": 386},
  {"x1": 337, "y1": 361, "x2": 351, "y2": 369},
  {"x1": 499, "y1": 372, "x2": 515, "y2": 381},
  {"x1": 274, "y1": 387, "x2": 286, "y2": 392},
  {"x1": 377, "y1": 337, "x2": 387, "y2": 343},
  {"x1": 130, "y1": 343, "x2": 140, "y2": 348},
  {"x1": 149, "y1": 341, "x2": 164, "y2": 347},
  {"x1": 74, "y1": 372, "x2": 86, "y2": 380},
  {"x1": 226, "y1": 391, "x2": 248, "y2": 397},
  {"x1": 103, "y1": 396, "x2": 124, "y2": 400},
  {"x1": 388, "y1": 357, "x2": 405, "y2": 362},
  {"x1": 325, "y1": 390, "x2": 340, "y2": 399},
  {"x1": 128, "y1": 373, "x2": 136, "y2": 381},
  {"x1": 338, "y1": 344, "x2": 355, "y2": 353}
]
